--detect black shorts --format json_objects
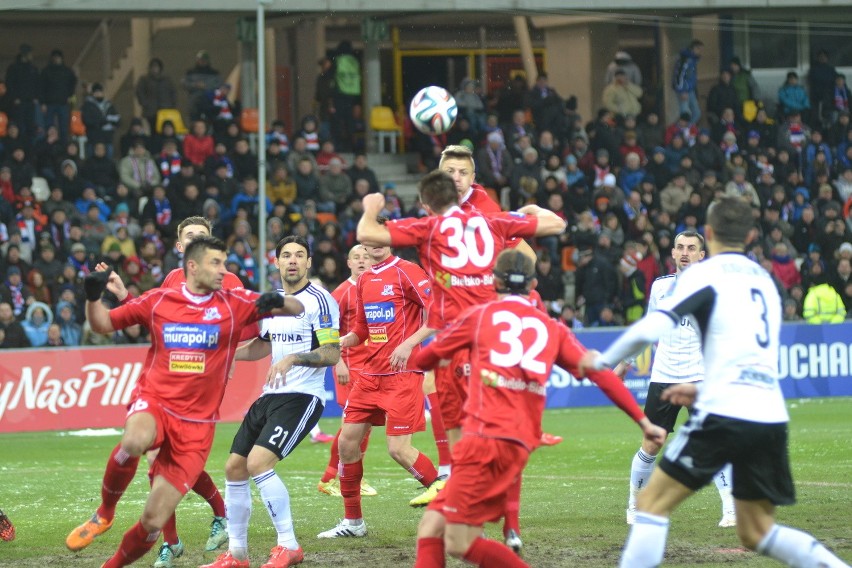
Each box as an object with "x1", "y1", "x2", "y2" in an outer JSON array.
[
  {"x1": 644, "y1": 382, "x2": 693, "y2": 433},
  {"x1": 230, "y1": 393, "x2": 324, "y2": 460},
  {"x1": 660, "y1": 412, "x2": 796, "y2": 506}
]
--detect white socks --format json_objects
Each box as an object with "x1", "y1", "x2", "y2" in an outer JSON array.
[
  {"x1": 253, "y1": 469, "x2": 298, "y2": 549},
  {"x1": 620, "y1": 512, "x2": 670, "y2": 568},
  {"x1": 757, "y1": 524, "x2": 849, "y2": 568},
  {"x1": 310, "y1": 423, "x2": 322, "y2": 437},
  {"x1": 225, "y1": 480, "x2": 251, "y2": 560},
  {"x1": 629, "y1": 448, "x2": 657, "y2": 507},
  {"x1": 713, "y1": 464, "x2": 735, "y2": 515}
]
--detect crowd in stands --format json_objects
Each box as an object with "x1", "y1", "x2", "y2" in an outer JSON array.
[{"x1": 1, "y1": 39, "x2": 851, "y2": 348}]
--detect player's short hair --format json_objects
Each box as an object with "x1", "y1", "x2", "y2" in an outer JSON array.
[
  {"x1": 418, "y1": 170, "x2": 459, "y2": 211},
  {"x1": 493, "y1": 249, "x2": 535, "y2": 295},
  {"x1": 707, "y1": 197, "x2": 753, "y2": 248},
  {"x1": 177, "y1": 216, "x2": 212, "y2": 239},
  {"x1": 348, "y1": 244, "x2": 368, "y2": 258},
  {"x1": 439, "y1": 145, "x2": 475, "y2": 170},
  {"x1": 674, "y1": 229, "x2": 705, "y2": 250},
  {"x1": 183, "y1": 235, "x2": 227, "y2": 269},
  {"x1": 276, "y1": 235, "x2": 310, "y2": 257}
]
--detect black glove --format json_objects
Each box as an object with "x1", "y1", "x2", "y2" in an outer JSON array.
[
  {"x1": 84, "y1": 271, "x2": 111, "y2": 302},
  {"x1": 256, "y1": 291, "x2": 285, "y2": 313}
]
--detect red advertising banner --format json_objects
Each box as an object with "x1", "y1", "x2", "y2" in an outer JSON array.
[{"x1": 0, "y1": 345, "x2": 270, "y2": 433}]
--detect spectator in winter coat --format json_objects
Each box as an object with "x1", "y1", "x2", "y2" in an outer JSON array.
[
  {"x1": 135, "y1": 58, "x2": 177, "y2": 130},
  {"x1": 40, "y1": 49, "x2": 77, "y2": 144},
  {"x1": 21, "y1": 301, "x2": 53, "y2": 347},
  {"x1": 778, "y1": 72, "x2": 811, "y2": 117},
  {"x1": 672, "y1": 40, "x2": 703, "y2": 124},
  {"x1": 80, "y1": 83, "x2": 121, "y2": 159}
]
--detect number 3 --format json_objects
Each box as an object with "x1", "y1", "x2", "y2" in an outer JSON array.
[
  {"x1": 751, "y1": 288, "x2": 769, "y2": 348},
  {"x1": 489, "y1": 311, "x2": 548, "y2": 374},
  {"x1": 439, "y1": 216, "x2": 495, "y2": 269}
]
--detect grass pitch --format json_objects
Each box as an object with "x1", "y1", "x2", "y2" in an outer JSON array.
[{"x1": 0, "y1": 397, "x2": 850, "y2": 567}]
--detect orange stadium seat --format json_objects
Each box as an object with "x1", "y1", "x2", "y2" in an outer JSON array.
[
  {"x1": 0, "y1": 112, "x2": 8, "y2": 137},
  {"x1": 240, "y1": 108, "x2": 259, "y2": 133}
]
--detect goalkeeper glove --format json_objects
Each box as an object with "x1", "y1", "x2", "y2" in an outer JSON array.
[
  {"x1": 84, "y1": 271, "x2": 111, "y2": 302},
  {"x1": 256, "y1": 291, "x2": 285, "y2": 313}
]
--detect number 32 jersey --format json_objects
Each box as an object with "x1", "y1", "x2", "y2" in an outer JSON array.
[
  {"x1": 420, "y1": 296, "x2": 644, "y2": 451},
  {"x1": 656, "y1": 252, "x2": 787, "y2": 423},
  {"x1": 386, "y1": 206, "x2": 538, "y2": 329}
]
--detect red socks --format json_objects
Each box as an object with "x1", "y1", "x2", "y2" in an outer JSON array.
[
  {"x1": 427, "y1": 392, "x2": 452, "y2": 468},
  {"x1": 192, "y1": 470, "x2": 226, "y2": 517},
  {"x1": 463, "y1": 536, "x2": 530, "y2": 568},
  {"x1": 414, "y1": 537, "x2": 446, "y2": 568},
  {"x1": 102, "y1": 521, "x2": 160, "y2": 568},
  {"x1": 161, "y1": 514, "x2": 178, "y2": 546},
  {"x1": 339, "y1": 459, "x2": 363, "y2": 520},
  {"x1": 408, "y1": 452, "x2": 439, "y2": 487},
  {"x1": 503, "y1": 476, "x2": 521, "y2": 536},
  {"x1": 322, "y1": 429, "x2": 372, "y2": 483},
  {"x1": 97, "y1": 444, "x2": 140, "y2": 521}
]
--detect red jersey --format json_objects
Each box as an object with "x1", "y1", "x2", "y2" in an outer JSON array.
[
  {"x1": 110, "y1": 287, "x2": 262, "y2": 422},
  {"x1": 331, "y1": 277, "x2": 369, "y2": 369},
  {"x1": 413, "y1": 296, "x2": 644, "y2": 451},
  {"x1": 350, "y1": 256, "x2": 431, "y2": 375},
  {"x1": 460, "y1": 183, "x2": 501, "y2": 214},
  {"x1": 386, "y1": 206, "x2": 538, "y2": 329}
]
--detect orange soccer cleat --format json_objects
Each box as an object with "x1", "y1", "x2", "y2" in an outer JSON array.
[{"x1": 261, "y1": 545, "x2": 304, "y2": 567}]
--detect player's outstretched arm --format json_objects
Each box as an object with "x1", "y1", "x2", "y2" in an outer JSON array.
[
  {"x1": 592, "y1": 311, "x2": 675, "y2": 370},
  {"x1": 235, "y1": 337, "x2": 272, "y2": 361},
  {"x1": 661, "y1": 383, "x2": 698, "y2": 407},
  {"x1": 638, "y1": 417, "x2": 667, "y2": 447},
  {"x1": 356, "y1": 193, "x2": 392, "y2": 247},
  {"x1": 516, "y1": 204, "x2": 567, "y2": 236},
  {"x1": 255, "y1": 292, "x2": 305, "y2": 317},
  {"x1": 84, "y1": 272, "x2": 116, "y2": 334}
]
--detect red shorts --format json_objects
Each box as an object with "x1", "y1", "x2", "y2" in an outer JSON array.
[
  {"x1": 333, "y1": 367, "x2": 364, "y2": 408},
  {"x1": 343, "y1": 371, "x2": 426, "y2": 435},
  {"x1": 127, "y1": 397, "x2": 215, "y2": 495},
  {"x1": 428, "y1": 435, "x2": 529, "y2": 526},
  {"x1": 434, "y1": 349, "x2": 470, "y2": 430}
]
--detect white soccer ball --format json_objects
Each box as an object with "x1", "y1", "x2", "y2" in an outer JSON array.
[{"x1": 409, "y1": 86, "x2": 458, "y2": 135}]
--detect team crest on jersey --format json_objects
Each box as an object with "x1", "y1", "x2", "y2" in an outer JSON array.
[
  {"x1": 319, "y1": 313, "x2": 333, "y2": 328},
  {"x1": 381, "y1": 284, "x2": 394, "y2": 296},
  {"x1": 202, "y1": 307, "x2": 222, "y2": 321}
]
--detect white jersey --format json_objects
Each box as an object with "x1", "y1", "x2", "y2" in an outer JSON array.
[
  {"x1": 657, "y1": 252, "x2": 787, "y2": 423},
  {"x1": 648, "y1": 274, "x2": 704, "y2": 384},
  {"x1": 259, "y1": 282, "x2": 340, "y2": 401}
]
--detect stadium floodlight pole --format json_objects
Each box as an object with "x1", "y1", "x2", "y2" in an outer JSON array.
[{"x1": 257, "y1": 0, "x2": 272, "y2": 291}]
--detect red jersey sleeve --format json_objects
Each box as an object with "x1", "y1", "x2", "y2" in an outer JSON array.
[
  {"x1": 386, "y1": 217, "x2": 435, "y2": 249},
  {"x1": 110, "y1": 289, "x2": 165, "y2": 329},
  {"x1": 487, "y1": 212, "x2": 539, "y2": 241},
  {"x1": 398, "y1": 261, "x2": 431, "y2": 309},
  {"x1": 350, "y1": 279, "x2": 369, "y2": 342}
]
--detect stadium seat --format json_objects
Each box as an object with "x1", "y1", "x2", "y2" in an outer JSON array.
[
  {"x1": 240, "y1": 108, "x2": 260, "y2": 153},
  {"x1": 0, "y1": 112, "x2": 7, "y2": 137},
  {"x1": 155, "y1": 108, "x2": 189, "y2": 136},
  {"x1": 31, "y1": 177, "x2": 50, "y2": 202},
  {"x1": 370, "y1": 106, "x2": 402, "y2": 154},
  {"x1": 70, "y1": 110, "x2": 87, "y2": 158},
  {"x1": 316, "y1": 212, "x2": 338, "y2": 226},
  {"x1": 561, "y1": 245, "x2": 577, "y2": 272}
]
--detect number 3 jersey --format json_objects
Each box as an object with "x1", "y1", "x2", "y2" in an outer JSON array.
[
  {"x1": 259, "y1": 282, "x2": 340, "y2": 399},
  {"x1": 418, "y1": 296, "x2": 644, "y2": 451},
  {"x1": 656, "y1": 252, "x2": 787, "y2": 423},
  {"x1": 386, "y1": 206, "x2": 538, "y2": 329}
]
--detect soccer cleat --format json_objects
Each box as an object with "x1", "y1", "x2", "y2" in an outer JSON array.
[
  {"x1": 317, "y1": 519, "x2": 367, "y2": 538},
  {"x1": 360, "y1": 479, "x2": 378, "y2": 497},
  {"x1": 310, "y1": 431, "x2": 334, "y2": 444},
  {"x1": 200, "y1": 551, "x2": 250, "y2": 568},
  {"x1": 66, "y1": 513, "x2": 114, "y2": 551},
  {"x1": 205, "y1": 516, "x2": 228, "y2": 551},
  {"x1": 261, "y1": 545, "x2": 304, "y2": 567},
  {"x1": 626, "y1": 505, "x2": 637, "y2": 525},
  {"x1": 719, "y1": 512, "x2": 737, "y2": 528},
  {"x1": 317, "y1": 479, "x2": 342, "y2": 497},
  {"x1": 505, "y1": 529, "x2": 523, "y2": 555},
  {"x1": 409, "y1": 477, "x2": 446, "y2": 508},
  {"x1": 539, "y1": 432, "x2": 563, "y2": 446},
  {"x1": 0, "y1": 509, "x2": 15, "y2": 542},
  {"x1": 153, "y1": 540, "x2": 184, "y2": 568}
]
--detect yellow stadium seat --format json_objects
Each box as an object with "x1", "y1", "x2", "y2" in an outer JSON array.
[
  {"x1": 155, "y1": 108, "x2": 189, "y2": 135},
  {"x1": 370, "y1": 106, "x2": 402, "y2": 154}
]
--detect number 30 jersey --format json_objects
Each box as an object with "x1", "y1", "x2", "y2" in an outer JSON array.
[
  {"x1": 386, "y1": 206, "x2": 538, "y2": 329},
  {"x1": 656, "y1": 252, "x2": 787, "y2": 423},
  {"x1": 418, "y1": 296, "x2": 644, "y2": 451}
]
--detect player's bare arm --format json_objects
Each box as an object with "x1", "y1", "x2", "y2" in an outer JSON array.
[
  {"x1": 660, "y1": 383, "x2": 698, "y2": 407},
  {"x1": 335, "y1": 360, "x2": 350, "y2": 385},
  {"x1": 356, "y1": 193, "x2": 392, "y2": 247},
  {"x1": 390, "y1": 325, "x2": 436, "y2": 371},
  {"x1": 266, "y1": 343, "x2": 340, "y2": 387},
  {"x1": 235, "y1": 337, "x2": 272, "y2": 361},
  {"x1": 339, "y1": 330, "x2": 365, "y2": 348},
  {"x1": 516, "y1": 204, "x2": 568, "y2": 236}
]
